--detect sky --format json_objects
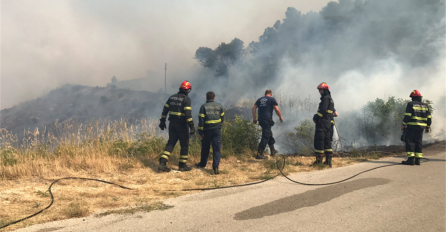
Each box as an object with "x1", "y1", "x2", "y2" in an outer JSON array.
[{"x1": 1, "y1": 0, "x2": 333, "y2": 109}]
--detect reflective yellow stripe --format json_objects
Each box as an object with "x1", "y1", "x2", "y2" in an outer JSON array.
[
  {"x1": 186, "y1": 118, "x2": 193, "y2": 122},
  {"x1": 160, "y1": 155, "x2": 169, "y2": 159},
  {"x1": 161, "y1": 115, "x2": 167, "y2": 118},
  {"x1": 198, "y1": 127, "x2": 204, "y2": 130},
  {"x1": 180, "y1": 155, "x2": 188, "y2": 159},
  {"x1": 324, "y1": 149, "x2": 333, "y2": 152},
  {"x1": 404, "y1": 113, "x2": 412, "y2": 116},
  {"x1": 163, "y1": 151, "x2": 171, "y2": 155},
  {"x1": 411, "y1": 116, "x2": 427, "y2": 121},
  {"x1": 205, "y1": 119, "x2": 221, "y2": 124},
  {"x1": 331, "y1": 120, "x2": 334, "y2": 124},
  {"x1": 407, "y1": 152, "x2": 415, "y2": 157},
  {"x1": 169, "y1": 111, "x2": 185, "y2": 116},
  {"x1": 165, "y1": 104, "x2": 169, "y2": 108},
  {"x1": 407, "y1": 122, "x2": 427, "y2": 126},
  {"x1": 415, "y1": 153, "x2": 423, "y2": 158},
  {"x1": 413, "y1": 107, "x2": 428, "y2": 111},
  {"x1": 184, "y1": 107, "x2": 192, "y2": 110},
  {"x1": 317, "y1": 113, "x2": 323, "y2": 117},
  {"x1": 221, "y1": 112, "x2": 225, "y2": 116},
  {"x1": 179, "y1": 159, "x2": 187, "y2": 163},
  {"x1": 427, "y1": 115, "x2": 432, "y2": 118},
  {"x1": 326, "y1": 110, "x2": 333, "y2": 114},
  {"x1": 315, "y1": 149, "x2": 324, "y2": 154},
  {"x1": 199, "y1": 113, "x2": 205, "y2": 118},
  {"x1": 402, "y1": 122, "x2": 407, "y2": 126}
]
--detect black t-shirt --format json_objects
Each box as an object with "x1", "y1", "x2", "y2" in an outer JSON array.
[{"x1": 255, "y1": 96, "x2": 278, "y2": 121}]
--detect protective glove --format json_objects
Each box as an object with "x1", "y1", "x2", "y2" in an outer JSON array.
[
  {"x1": 189, "y1": 126, "x2": 196, "y2": 135},
  {"x1": 159, "y1": 119, "x2": 167, "y2": 130}
]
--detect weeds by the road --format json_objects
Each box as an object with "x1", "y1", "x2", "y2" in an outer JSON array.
[{"x1": 0, "y1": 117, "x2": 398, "y2": 231}]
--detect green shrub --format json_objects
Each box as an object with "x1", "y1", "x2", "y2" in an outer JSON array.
[
  {"x1": 221, "y1": 116, "x2": 261, "y2": 154},
  {"x1": 283, "y1": 119, "x2": 315, "y2": 156}
]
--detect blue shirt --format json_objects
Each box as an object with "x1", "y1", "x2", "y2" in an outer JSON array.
[{"x1": 255, "y1": 96, "x2": 278, "y2": 121}]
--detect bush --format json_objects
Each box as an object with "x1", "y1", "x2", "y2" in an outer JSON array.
[
  {"x1": 221, "y1": 116, "x2": 261, "y2": 155},
  {"x1": 283, "y1": 119, "x2": 315, "y2": 156}
]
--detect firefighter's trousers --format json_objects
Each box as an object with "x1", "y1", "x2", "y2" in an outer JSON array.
[
  {"x1": 199, "y1": 128, "x2": 221, "y2": 169},
  {"x1": 160, "y1": 121, "x2": 189, "y2": 165},
  {"x1": 405, "y1": 127, "x2": 424, "y2": 158},
  {"x1": 258, "y1": 119, "x2": 275, "y2": 151},
  {"x1": 314, "y1": 121, "x2": 333, "y2": 157}
]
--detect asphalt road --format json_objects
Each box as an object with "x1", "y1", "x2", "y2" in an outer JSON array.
[{"x1": 16, "y1": 143, "x2": 446, "y2": 232}]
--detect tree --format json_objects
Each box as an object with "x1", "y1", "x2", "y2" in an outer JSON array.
[{"x1": 111, "y1": 76, "x2": 118, "y2": 85}]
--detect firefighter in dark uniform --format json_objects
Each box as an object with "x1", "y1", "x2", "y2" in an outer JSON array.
[
  {"x1": 195, "y1": 91, "x2": 224, "y2": 174},
  {"x1": 313, "y1": 82, "x2": 335, "y2": 167},
  {"x1": 401, "y1": 90, "x2": 432, "y2": 165},
  {"x1": 252, "y1": 89, "x2": 283, "y2": 160},
  {"x1": 158, "y1": 80, "x2": 195, "y2": 172}
]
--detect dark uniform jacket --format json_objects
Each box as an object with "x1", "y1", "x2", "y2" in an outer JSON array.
[
  {"x1": 161, "y1": 92, "x2": 194, "y2": 127},
  {"x1": 313, "y1": 94, "x2": 335, "y2": 126},
  {"x1": 198, "y1": 100, "x2": 224, "y2": 135},
  {"x1": 403, "y1": 101, "x2": 432, "y2": 129}
]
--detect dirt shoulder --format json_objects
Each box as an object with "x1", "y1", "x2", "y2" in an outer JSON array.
[{"x1": 1, "y1": 140, "x2": 444, "y2": 231}]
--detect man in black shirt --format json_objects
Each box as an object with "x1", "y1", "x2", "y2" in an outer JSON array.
[
  {"x1": 252, "y1": 89, "x2": 283, "y2": 159},
  {"x1": 158, "y1": 80, "x2": 195, "y2": 172}
]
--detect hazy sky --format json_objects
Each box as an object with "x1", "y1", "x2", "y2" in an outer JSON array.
[{"x1": 1, "y1": 0, "x2": 332, "y2": 109}]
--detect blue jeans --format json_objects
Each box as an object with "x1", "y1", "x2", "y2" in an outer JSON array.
[{"x1": 199, "y1": 129, "x2": 221, "y2": 169}]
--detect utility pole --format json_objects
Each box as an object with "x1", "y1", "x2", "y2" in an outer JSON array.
[{"x1": 164, "y1": 63, "x2": 167, "y2": 94}]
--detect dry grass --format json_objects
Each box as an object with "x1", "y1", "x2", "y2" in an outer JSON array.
[
  {"x1": 0, "y1": 154, "x2": 388, "y2": 231},
  {"x1": 0, "y1": 118, "x2": 390, "y2": 231}
]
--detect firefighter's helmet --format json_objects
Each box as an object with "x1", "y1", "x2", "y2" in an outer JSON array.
[
  {"x1": 317, "y1": 82, "x2": 329, "y2": 90},
  {"x1": 180, "y1": 80, "x2": 192, "y2": 90},
  {"x1": 410, "y1": 90, "x2": 422, "y2": 97}
]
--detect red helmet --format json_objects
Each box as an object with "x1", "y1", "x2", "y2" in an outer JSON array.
[
  {"x1": 410, "y1": 90, "x2": 422, "y2": 97},
  {"x1": 179, "y1": 80, "x2": 192, "y2": 90},
  {"x1": 317, "y1": 82, "x2": 329, "y2": 90}
]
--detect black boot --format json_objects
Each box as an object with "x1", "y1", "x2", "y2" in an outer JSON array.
[
  {"x1": 213, "y1": 167, "x2": 219, "y2": 175},
  {"x1": 255, "y1": 148, "x2": 268, "y2": 160},
  {"x1": 402, "y1": 157, "x2": 415, "y2": 165},
  {"x1": 313, "y1": 154, "x2": 323, "y2": 165},
  {"x1": 323, "y1": 154, "x2": 329, "y2": 165},
  {"x1": 415, "y1": 158, "x2": 421, "y2": 165},
  {"x1": 158, "y1": 162, "x2": 171, "y2": 172},
  {"x1": 327, "y1": 155, "x2": 332, "y2": 168},
  {"x1": 269, "y1": 145, "x2": 278, "y2": 156},
  {"x1": 178, "y1": 163, "x2": 192, "y2": 172}
]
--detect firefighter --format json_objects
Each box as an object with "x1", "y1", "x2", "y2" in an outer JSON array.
[
  {"x1": 158, "y1": 80, "x2": 195, "y2": 172},
  {"x1": 313, "y1": 82, "x2": 335, "y2": 167},
  {"x1": 252, "y1": 89, "x2": 283, "y2": 159},
  {"x1": 195, "y1": 91, "x2": 224, "y2": 174},
  {"x1": 401, "y1": 90, "x2": 432, "y2": 165}
]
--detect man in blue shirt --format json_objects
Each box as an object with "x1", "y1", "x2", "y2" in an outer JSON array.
[{"x1": 252, "y1": 89, "x2": 283, "y2": 159}]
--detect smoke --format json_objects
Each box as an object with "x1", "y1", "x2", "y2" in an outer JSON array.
[
  {"x1": 1, "y1": 0, "x2": 331, "y2": 109},
  {"x1": 189, "y1": 0, "x2": 445, "y2": 145}
]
